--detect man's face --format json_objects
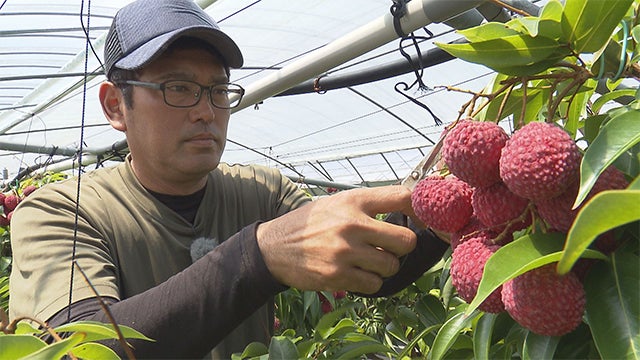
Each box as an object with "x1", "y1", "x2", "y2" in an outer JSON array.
[{"x1": 122, "y1": 47, "x2": 231, "y2": 192}]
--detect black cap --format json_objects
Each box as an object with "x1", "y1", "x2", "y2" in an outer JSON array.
[{"x1": 104, "y1": 0, "x2": 243, "y2": 78}]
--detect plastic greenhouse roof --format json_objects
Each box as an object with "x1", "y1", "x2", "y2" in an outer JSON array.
[{"x1": 0, "y1": 0, "x2": 544, "y2": 189}]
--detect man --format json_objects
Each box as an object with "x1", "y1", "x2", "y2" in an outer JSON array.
[{"x1": 8, "y1": 0, "x2": 447, "y2": 358}]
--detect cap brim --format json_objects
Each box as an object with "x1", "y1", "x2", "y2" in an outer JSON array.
[{"x1": 114, "y1": 26, "x2": 244, "y2": 71}]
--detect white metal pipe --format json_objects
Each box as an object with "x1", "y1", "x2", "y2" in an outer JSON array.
[{"x1": 236, "y1": 0, "x2": 485, "y2": 111}]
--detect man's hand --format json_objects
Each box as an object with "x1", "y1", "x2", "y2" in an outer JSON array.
[{"x1": 256, "y1": 185, "x2": 418, "y2": 294}]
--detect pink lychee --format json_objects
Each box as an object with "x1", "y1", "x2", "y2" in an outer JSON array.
[
  {"x1": 500, "y1": 122, "x2": 581, "y2": 201},
  {"x1": 411, "y1": 176, "x2": 473, "y2": 233},
  {"x1": 502, "y1": 263, "x2": 585, "y2": 336},
  {"x1": 450, "y1": 236, "x2": 505, "y2": 313},
  {"x1": 442, "y1": 119, "x2": 509, "y2": 187}
]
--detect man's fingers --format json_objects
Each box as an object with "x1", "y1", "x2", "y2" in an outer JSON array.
[{"x1": 343, "y1": 185, "x2": 414, "y2": 217}]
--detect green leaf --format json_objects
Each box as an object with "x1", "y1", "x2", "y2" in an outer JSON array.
[
  {"x1": 473, "y1": 313, "x2": 497, "y2": 360},
  {"x1": 561, "y1": 0, "x2": 634, "y2": 53},
  {"x1": 633, "y1": 24, "x2": 640, "y2": 43},
  {"x1": 268, "y1": 336, "x2": 299, "y2": 360},
  {"x1": 333, "y1": 336, "x2": 391, "y2": 360},
  {"x1": 20, "y1": 332, "x2": 85, "y2": 360},
  {"x1": 522, "y1": 332, "x2": 560, "y2": 360},
  {"x1": 557, "y1": 190, "x2": 640, "y2": 274},
  {"x1": 585, "y1": 252, "x2": 640, "y2": 359},
  {"x1": 0, "y1": 335, "x2": 47, "y2": 359},
  {"x1": 592, "y1": 89, "x2": 638, "y2": 114},
  {"x1": 457, "y1": 22, "x2": 520, "y2": 42},
  {"x1": 428, "y1": 309, "x2": 478, "y2": 360},
  {"x1": 436, "y1": 35, "x2": 568, "y2": 76},
  {"x1": 14, "y1": 321, "x2": 42, "y2": 336},
  {"x1": 468, "y1": 233, "x2": 607, "y2": 314},
  {"x1": 237, "y1": 341, "x2": 269, "y2": 359},
  {"x1": 576, "y1": 108, "x2": 640, "y2": 205},
  {"x1": 53, "y1": 320, "x2": 153, "y2": 343},
  {"x1": 560, "y1": 80, "x2": 595, "y2": 137},
  {"x1": 415, "y1": 293, "x2": 446, "y2": 328},
  {"x1": 71, "y1": 342, "x2": 119, "y2": 360},
  {"x1": 313, "y1": 303, "x2": 358, "y2": 340}
]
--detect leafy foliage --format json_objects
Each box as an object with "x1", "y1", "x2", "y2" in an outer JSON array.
[{"x1": 238, "y1": 0, "x2": 640, "y2": 358}]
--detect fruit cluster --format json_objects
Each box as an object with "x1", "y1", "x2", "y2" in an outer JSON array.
[
  {"x1": 0, "y1": 185, "x2": 37, "y2": 228},
  {"x1": 411, "y1": 119, "x2": 628, "y2": 337}
]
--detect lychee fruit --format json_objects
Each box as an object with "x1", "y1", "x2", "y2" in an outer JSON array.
[
  {"x1": 442, "y1": 119, "x2": 509, "y2": 187},
  {"x1": 318, "y1": 292, "x2": 333, "y2": 313},
  {"x1": 472, "y1": 182, "x2": 531, "y2": 233},
  {"x1": 3, "y1": 194, "x2": 20, "y2": 213},
  {"x1": 450, "y1": 235, "x2": 505, "y2": 313},
  {"x1": 0, "y1": 215, "x2": 8, "y2": 227},
  {"x1": 502, "y1": 263, "x2": 585, "y2": 336},
  {"x1": 536, "y1": 166, "x2": 629, "y2": 233},
  {"x1": 500, "y1": 122, "x2": 581, "y2": 201},
  {"x1": 411, "y1": 175, "x2": 473, "y2": 233},
  {"x1": 591, "y1": 165, "x2": 629, "y2": 194},
  {"x1": 22, "y1": 185, "x2": 37, "y2": 197}
]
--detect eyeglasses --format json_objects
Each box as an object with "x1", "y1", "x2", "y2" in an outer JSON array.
[{"x1": 120, "y1": 80, "x2": 245, "y2": 109}]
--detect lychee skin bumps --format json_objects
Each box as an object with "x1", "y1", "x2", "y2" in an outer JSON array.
[
  {"x1": 442, "y1": 119, "x2": 509, "y2": 187},
  {"x1": 450, "y1": 236, "x2": 505, "y2": 313},
  {"x1": 500, "y1": 122, "x2": 581, "y2": 201},
  {"x1": 472, "y1": 181, "x2": 530, "y2": 231},
  {"x1": 411, "y1": 176, "x2": 473, "y2": 233},
  {"x1": 502, "y1": 264, "x2": 585, "y2": 336}
]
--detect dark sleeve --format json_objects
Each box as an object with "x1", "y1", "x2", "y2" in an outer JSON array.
[
  {"x1": 47, "y1": 222, "x2": 287, "y2": 359},
  {"x1": 361, "y1": 212, "x2": 448, "y2": 297}
]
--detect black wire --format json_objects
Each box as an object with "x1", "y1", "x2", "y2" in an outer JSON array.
[
  {"x1": 79, "y1": 0, "x2": 104, "y2": 72},
  {"x1": 68, "y1": 0, "x2": 92, "y2": 323},
  {"x1": 0, "y1": 0, "x2": 7, "y2": 11}
]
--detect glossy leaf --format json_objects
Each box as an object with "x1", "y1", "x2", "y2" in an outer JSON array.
[
  {"x1": 575, "y1": 108, "x2": 640, "y2": 206},
  {"x1": 53, "y1": 320, "x2": 153, "y2": 343},
  {"x1": 561, "y1": 0, "x2": 634, "y2": 53},
  {"x1": 557, "y1": 190, "x2": 640, "y2": 274},
  {"x1": 428, "y1": 309, "x2": 478, "y2": 360},
  {"x1": 415, "y1": 293, "x2": 446, "y2": 328},
  {"x1": 333, "y1": 334, "x2": 391, "y2": 360},
  {"x1": 314, "y1": 302, "x2": 359, "y2": 340},
  {"x1": 473, "y1": 313, "x2": 497, "y2": 360},
  {"x1": 591, "y1": 89, "x2": 637, "y2": 114},
  {"x1": 467, "y1": 233, "x2": 607, "y2": 314},
  {"x1": 564, "y1": 78, "x2": 596, "y2": 136},
  {"x1": 235, "y1": 341, "x2": 269, "y2": 359},
  {"x1": 268, "y1": 336, "x2": 299, "y2": 360},
  {"x1": 457, "y1": 22, "x2": 519, "y2": 42},
  {"x1": 0, "y1": 335, "x2": 46, "y2": 359},
  {"x1": 71, "y1": 342, "x2": 120, "y2": 360},
  {"x1": 20, "y1": 332, "x2": 85, "y2": 360},
  {"x1": 522, "y1": 332, "x2": 560, "y2": 360},
  {"x1": 436, "y1": 35, "x2": 567, "y2": 76},
  {"x1": 585, "y1": 252, "x2": 640, "y2": 359}
]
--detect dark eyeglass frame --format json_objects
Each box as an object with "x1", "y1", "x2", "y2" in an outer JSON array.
[{"x1": 119, "y1": 80, "x2": 245, "y2": 109}]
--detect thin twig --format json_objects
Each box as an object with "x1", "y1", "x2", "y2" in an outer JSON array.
[
  {"x1": 488, "y1": 0, "x2": 532, "y2": 16},
  {"x1": 74, "y1": 261, "x2": 137, "y2": 360}
]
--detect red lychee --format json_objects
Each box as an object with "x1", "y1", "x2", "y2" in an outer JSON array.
[
  {"x1": 472, "y1": 182, "x2": 531, "y2": 233},
  {"x1": 22, "y1": 185, "x2": 37, "y2": 197},
  {"x1": 442, "y1": 119, "x2": 509, "y2": 187},
  {"x1": 499, "y1": 122, "x2": 581, "y2": 201},
  {"x1": 411, "y1": 176, "x2": 473, "y2": 233},
  {"x1": 450, "y1": 235, "x2": 505, "y2": 313},
  {"x1": 0, "y1": 215, "x2": 8, "y2": 227},
  {"x1": 502, "y1": 263, "x2": 585, "y2": 336},
  {"x1": 3, "y1": 194, "x2": 19, "y2": 213},
  {"x1": 535, "y1": 165, "x2": 629, "y2": 233}
]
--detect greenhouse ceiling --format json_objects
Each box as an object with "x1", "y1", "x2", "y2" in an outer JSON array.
[{"x1": 0, "y1": 0, "x2": 546, "y2": 189}]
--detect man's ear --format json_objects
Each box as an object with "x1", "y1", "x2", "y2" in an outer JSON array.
[{"x1": 99, "y1": 81, "x2": 127, "y2": 131}]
